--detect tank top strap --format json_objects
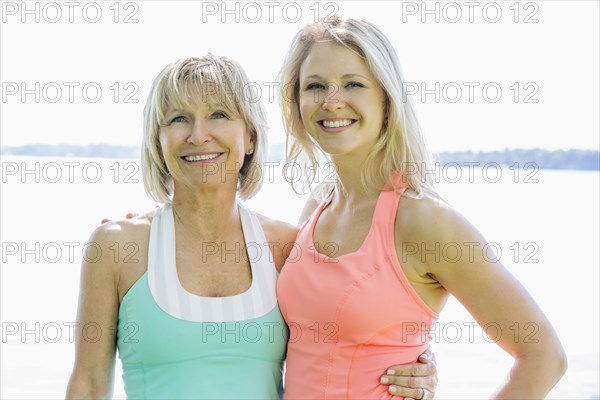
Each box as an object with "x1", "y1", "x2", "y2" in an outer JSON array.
[
  {"x1": 371, "y1": 173, "x2": 408, "y2": 247},
  {"x1": 299, "y1": 184, "x2": 336, "y2": 234},
  {"x1": 322, "y1": 183, "x2": 336, "y2": 208}
]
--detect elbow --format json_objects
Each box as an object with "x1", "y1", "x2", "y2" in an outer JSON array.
[
  {"x1": 545, "y1": 346, "x2": 568, "y2": 393},
  {"x1": 66, "y1": 385, "x2": 111, "y2": 400},
  {"x1": 515, "y1": 339, "x2": 568, "y2": 388},
  {"x1": 534, "y1": 340, "x2": 568, "y2": 384},
  {"x1": 553, "y1": 345, "x2": 568, "y2": 379},
  {"x1": 538, "y1": 328, "x2": 568, "y2": 381},
  {"x1": 66, "y1": 374, "x2": 112, "y2": 399},
  {"x1": 545, "y1": 336, "x2": 568, "y2": 379}
]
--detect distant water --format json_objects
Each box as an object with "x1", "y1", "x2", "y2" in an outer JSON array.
[{"x1": 1, "y1": 156, "x2": 598, "y2": 399}]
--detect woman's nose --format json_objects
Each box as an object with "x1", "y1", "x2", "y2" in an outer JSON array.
[
  {"x1": 321, "y1": 83, "x2": 346, "y2": 112},
  {"x1": 187, "y1": 120, "x2": 212, "y2": 144}
]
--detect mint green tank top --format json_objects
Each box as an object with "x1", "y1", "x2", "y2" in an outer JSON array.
[{"x1": 117, "y1": 204, "x2": 287, "y2": 399}]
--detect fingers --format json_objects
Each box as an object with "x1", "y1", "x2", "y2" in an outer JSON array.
[
  {"x1": 380, "y1": 374, "x2": 437, "y2": 393},
  {"x1": 382, "y1": 354, "x2": 438, "y2": 398},
  {"x1": 385, "y1": 385, "x2": 434, "y2": 399},
  {"x1": 385, "y1": 361, "x2": 437, "y2": 378},
  {"x1": 418, "y1": 348, "x2": 437, "y2": 365},
  {"x1": 422, "y1": 348, "x2": 437, "y2": 365},
  {"x1": 100, "y1": 213, "x2": 137, "y2": 225}
]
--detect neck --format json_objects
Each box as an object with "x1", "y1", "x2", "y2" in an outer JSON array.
[
  {"x1": 330, "y1": 152, "x2": 382, "y2": 203},
  {"x1": 171, "y1": 184, "x2": 240, "y2": 241}
]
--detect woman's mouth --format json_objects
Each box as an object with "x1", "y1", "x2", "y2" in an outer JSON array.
[
  {"x1": 182, "y1": 153, "x2": 222, "y2": 162},
  {"x1": 319, "y1": 119, "x2": 356, "y2": 129}
]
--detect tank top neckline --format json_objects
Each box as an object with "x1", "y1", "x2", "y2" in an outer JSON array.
[
  {"x1": 146, "y1": 202, "x2": 279, "y2": 322},
  {"x1": 309, "y1": 175, "x2": 407, "y2": 261},
  {"x1": 172, "y1": 203, "x2": 256, "y2": 300}
]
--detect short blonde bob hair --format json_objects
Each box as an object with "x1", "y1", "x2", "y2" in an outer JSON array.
[
  {"x1": 142, "y1": 55, "x2": 268, "y2": 203},
  {"x1": 278, "y1": 15, "x2": 437, "y2": 198}
]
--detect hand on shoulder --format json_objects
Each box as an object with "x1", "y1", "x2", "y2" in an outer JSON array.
[{"x1": 100, "y1": 206, "x2": 158, "y2": 225}]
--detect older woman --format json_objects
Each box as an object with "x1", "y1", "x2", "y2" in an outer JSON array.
[
  {"x1": 66, "y1": 55, "x2": 437, "y2": 399},
  {"x1": 66, "y1": 55, "x2": 297, "y2": 398}
]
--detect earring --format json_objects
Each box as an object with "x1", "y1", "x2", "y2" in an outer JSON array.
[{"x1": 246, "y1": 148, "x2": 254, "y2": 155}]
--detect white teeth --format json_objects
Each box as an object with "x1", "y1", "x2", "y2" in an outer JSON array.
[
  {"x1": 184, "y1": 153, "x2": 220, "y2": 161},
  {"x1": 322, "y1": 119, "x2": 353, "y2": 128}
]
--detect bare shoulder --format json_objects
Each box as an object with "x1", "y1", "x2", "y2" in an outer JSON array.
[
  {"x1": 256, "y1": 213, "x2": 298, "y2": 241},
  {"x1": 396, "y1": 193, "x2": 489, "y2": 270},
  {"x1": 256, "y1": 213, "x2": 299, "y2": 272},
  {"x1": 85, "y1": 209, "x2": 155, "y2": 301},
  {"x1": 84, "y1": 213, "x2": 152, "y2": 273},
  {"x1": 91, "y1": 210, "x2": 153, "y2": 247},
  {"x1": 396, "y1": 194, "x2": 459, "y2": 237}
]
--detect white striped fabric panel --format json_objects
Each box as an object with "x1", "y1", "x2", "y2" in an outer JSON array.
[{"x1": 148, "y1": 204, "x2": 279, "y2": 322}]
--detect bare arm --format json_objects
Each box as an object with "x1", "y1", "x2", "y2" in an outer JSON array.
[
  {"x1": 66, "y1": 225, "x2": 121, "y2": 399},
  {"x1": 421, "y1": 203, "x2": 566, "y2": 398}
]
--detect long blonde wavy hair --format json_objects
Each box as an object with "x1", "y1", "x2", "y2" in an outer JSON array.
[{"x1": 278, "y1": 16, "x2": 438, "y2": 199}]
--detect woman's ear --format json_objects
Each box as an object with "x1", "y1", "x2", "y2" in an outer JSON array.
[{"x1": 245, "y1": 129, "x2": 256, "y2": 155}]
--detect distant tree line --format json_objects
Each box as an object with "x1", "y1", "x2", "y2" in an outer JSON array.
[
  {"x1": 0, "y1": 143, "x2": 140, "y2": 158},
  {"x1": 434, "y1": 148, "x2": 599, "y2": 171},
  {"x1": 1, "y1": 144, "x2": 598, "y2": 171}
]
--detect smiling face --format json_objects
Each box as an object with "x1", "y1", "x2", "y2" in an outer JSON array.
[
  {"x1": 158, "y1": 95, "x2": 253, "y2": 194},
  {"x1": 298, "y1": 41, "x2": 387, "y2": 159}
]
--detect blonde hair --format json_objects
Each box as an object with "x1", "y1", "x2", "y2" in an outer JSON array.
[
  {"x1": 278, "y1": 16, "x2": 437, "y2": 198},
  {"x1": 142, "y1": 55, "x2": 268, "y2": 203}
]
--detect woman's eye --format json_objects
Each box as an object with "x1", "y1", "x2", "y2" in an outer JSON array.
[
  {"x1": 210, "y1": 111, "x2": 228, "y2": 119},
  {"x1": 170, "y1": 115, "x2": 187, "y2": 124},
  {"x1": 305, "y1": 82, "x2": 325, "y2": 91},
  {"x1": 345, "y1": 82, "x2": 364, "y2": 88}
]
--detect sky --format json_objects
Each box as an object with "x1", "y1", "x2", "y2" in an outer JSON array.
[{"x1": 1, "y1": 0, "x2": 599, "y2": 153}]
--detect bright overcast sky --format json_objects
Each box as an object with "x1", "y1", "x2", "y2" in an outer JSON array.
[{"x1": 1, "y1": 1, "x2": 598, "y2": 152}]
